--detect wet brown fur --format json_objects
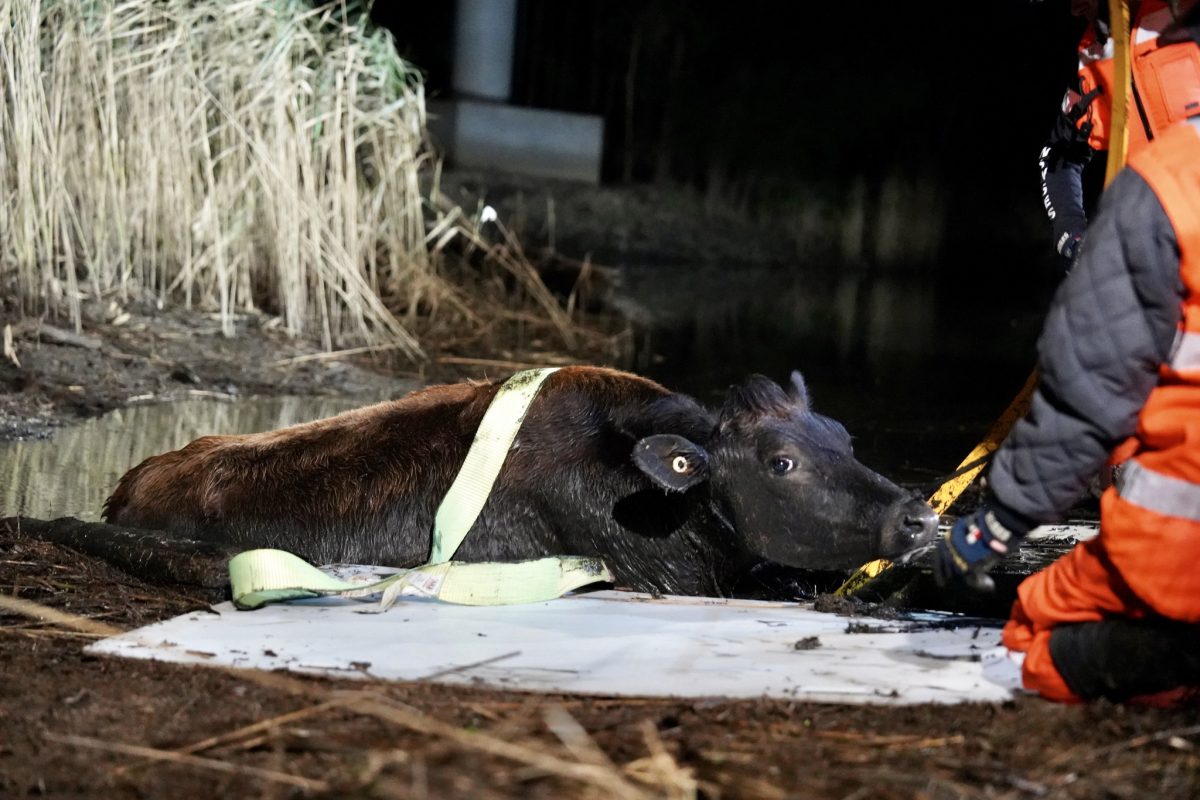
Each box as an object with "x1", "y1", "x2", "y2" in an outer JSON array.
[{"x1": 104, "y1": 366, "x2": 669, "y2": 541}]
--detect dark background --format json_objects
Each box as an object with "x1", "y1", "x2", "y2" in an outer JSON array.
[
  {"x1": 378, "y1": 1, "x2": 1090, "y2": 210},
  {"x1": 374, "y1": 1, "x2": 1101, "y2": 480}
]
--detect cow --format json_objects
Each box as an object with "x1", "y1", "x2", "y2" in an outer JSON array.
[{"x1": 103, "y1": 366, "x2": 937, "y2": 597}]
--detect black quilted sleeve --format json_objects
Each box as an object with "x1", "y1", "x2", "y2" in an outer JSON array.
[{"x1": 986, "y1": 169, "x2": 1185, "y2": 523}]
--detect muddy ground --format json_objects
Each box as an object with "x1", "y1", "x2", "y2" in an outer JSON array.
[
  {"x1": 3, "y1": 525, "x2": 1199, "y2": 800},
  {"x1": 1, "y1": 180, "x2": 1198, "y2": 798}
]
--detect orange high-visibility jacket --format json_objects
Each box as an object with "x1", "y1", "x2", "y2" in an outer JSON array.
[
  {"x1": 1070, "y1": 1, "x2": 1200, "y2": 152},
  {"x1": 1100, "y1": 116, "x2": 1200, "y2": 622},
  {"x1": 1001, "y1": 117, "x2": 1200, "y2": 702}
]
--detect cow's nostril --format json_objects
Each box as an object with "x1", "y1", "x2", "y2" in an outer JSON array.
[
  {"x1": 899, "y1": 509, "x2": 938, "y2": 541},
  {"x1": 883, "y1": 500, "x2": 938, "y2": 553}
]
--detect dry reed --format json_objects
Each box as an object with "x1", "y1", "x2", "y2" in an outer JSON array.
[{"x1": 0, "y1": 0, "x2": 438, "y2": 356}]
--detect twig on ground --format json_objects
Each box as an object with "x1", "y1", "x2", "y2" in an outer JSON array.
[
  {"x1": 464, "y1": 702, "x2": 505, "y2": 721},
  {"x1": 0, "y1": 627, "x2": 109, "y2": 640},
  {"x1": 813, "y1": 730, "x2": 966, "y2": 749},
  {"x1": 114, "y1": 700, "x2": 341, "y2": 777},
  {"x1": 334, "y1": 691, "x2": 652, "y2": 800},
  {"x1": 44, "y1": 733, "x2": 329, "y2": 793},
  {"x1": 30, "y1": 323, "x2": 104, "y2": 351},
  {"x1": 0, "y1": 594, "x2": 124, "y2": 636},
  {"x1": 543, "y1": 703, "x2": 625, "y2": 772},
  {"x1": 270, "y1": 343, "x2": 412, "y2": 368},
  {"x1": 3, "y1": 324, "x2": 19, "y2": 366},
  {"x1": 623, "y1": 719, "x2": 698, "y2": 800},
  {"x1": 1044, "y1": 723, "x2": 1200, "y2": 773},
  {"x1": 185, "y1": 390, "x2": 239, "y2": 402}
]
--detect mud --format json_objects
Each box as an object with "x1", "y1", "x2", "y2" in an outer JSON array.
[
  {"x1": 3, "y1": 525, "x2": 1199, "y2": 800},
  {"x1": 0, "y1": 303, "x2": 419, "y2": 442}
]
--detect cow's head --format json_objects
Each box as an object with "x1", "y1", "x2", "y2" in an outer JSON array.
[{"x1": 631, "y1": 371, "x2": 937, "y2": 569}]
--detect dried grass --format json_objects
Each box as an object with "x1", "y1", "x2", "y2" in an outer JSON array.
[
  {"x1": 0, "y1": 592, "x2": 124, "y2": 636},
  {"x1": 43, "y1": 733, "x2": 331, "y2": 793},
  {"x1": 0, "y1": 0, "x2": 459, "y2": 359}
]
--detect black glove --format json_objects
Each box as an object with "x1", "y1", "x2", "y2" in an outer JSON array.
[
  {"x1": 1056, "y1": 228, "x2": 1084, "y2": 266},
  {"x1": 933, "y1": 504, "x2": 1032, "y2": 592},
  {"x1": 1053, "y1": 84, "x2": 1101, "y2": 146}
]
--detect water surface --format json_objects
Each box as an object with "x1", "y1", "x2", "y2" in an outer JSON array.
[{"x1": 1, "y1": 396, "x2": 376, "y2": 521}]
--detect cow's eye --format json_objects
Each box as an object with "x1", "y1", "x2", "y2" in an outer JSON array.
[{"x1": 770, "y1": 456, "x2": 795, "y2": 475}]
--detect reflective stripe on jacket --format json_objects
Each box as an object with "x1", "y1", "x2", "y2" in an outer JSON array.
[{"x1": 1105, "y1": 116, "x2": 1200, "y2": 621}]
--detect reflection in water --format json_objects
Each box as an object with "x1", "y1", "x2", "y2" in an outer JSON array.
[
  {"x1": 618, "y1": 262, "x2": 937, "y2": 389},
  {"x1": 0, "y1": 396, "x2": 376, "y2": 522}
]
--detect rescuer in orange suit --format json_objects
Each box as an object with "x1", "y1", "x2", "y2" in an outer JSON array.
[
  {"x1": 935, "y1": 7, "x2": 1200, "y2": 704},
  {"x1": 1039, "y1": 0, "x2": 1200, "y2": 266}
]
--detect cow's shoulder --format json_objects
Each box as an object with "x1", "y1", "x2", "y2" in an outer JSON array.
[{"x1": 538, "y1": 367, "x2": 711, "y2": 437}]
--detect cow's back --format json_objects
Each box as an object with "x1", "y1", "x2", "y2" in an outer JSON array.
[
  {"x1": 103, "y1": 381, "x2": 494, "y2": 545},
  {"x1": 102, "y1": 367, "x2": 682, "y2": 565}
]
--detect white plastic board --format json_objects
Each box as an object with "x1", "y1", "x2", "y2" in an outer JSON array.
[{"x1": 88, "y1": 573, "x2": 1028, "y2": 705}]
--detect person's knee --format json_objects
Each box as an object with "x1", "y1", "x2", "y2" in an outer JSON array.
[{"x1": 1049, "y1": 617, "x2": 1200, "y2": 702}]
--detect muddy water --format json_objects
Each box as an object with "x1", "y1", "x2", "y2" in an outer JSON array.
[{"x1": 0, "y1": 396, "x2": 372, "y2": 521}]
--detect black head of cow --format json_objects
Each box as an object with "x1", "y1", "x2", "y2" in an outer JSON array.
[{"x1": 631, "y1": 371, "x2": 937, "y2": 569}]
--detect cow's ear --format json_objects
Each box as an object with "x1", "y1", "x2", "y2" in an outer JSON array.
[
  {"x1": 787, "y1": 370, "x2": 810, "y2": 411},
  {"x1": 632, "y1": 435, "x2": 710, "y2": 492}
]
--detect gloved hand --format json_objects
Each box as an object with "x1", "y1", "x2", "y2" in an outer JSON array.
[
  {"x1": 1056, "y1": 229, "x2": 1084, "y2": 265},
  {"x1": 933, "y1": 504, "x2": 1031, "y2": 592}
]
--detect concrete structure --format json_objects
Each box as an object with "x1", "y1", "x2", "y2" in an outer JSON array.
[
  {"x1": 427, "y1": 0, "x2": 605, "y2": 183},
  {"x1": 451, "y1": 0, "x2": 516, "y2": 101}
]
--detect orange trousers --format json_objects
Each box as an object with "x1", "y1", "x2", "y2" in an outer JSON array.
[
  {"x1": 1002, "y1": 536, "x2": 1149, "y2": 702},
  {"x1": 1002, "y1": 492, "x2": 1200, "y2": 702}
]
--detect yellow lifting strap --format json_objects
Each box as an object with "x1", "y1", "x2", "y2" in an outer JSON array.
[
  {"x1": 836, "y1": 1, "x2": 1133, "y2": 598},
  {"x1": 1106, "y1": 0, "x2": 1133, "y2": 186},
  {"x1": 835, "y1": 371, "x2": 1038, "y2": 596},
  {"x1": 229, "y1": 368, "x2": 614, "y2": 609}
]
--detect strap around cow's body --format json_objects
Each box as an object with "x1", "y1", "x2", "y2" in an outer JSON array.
[
  {"x1": 228, "y1": 368, "x2": 614, "y2": 609},
  {"x1": 430, "y1": 367, "x2": 558, "y2": 564}
]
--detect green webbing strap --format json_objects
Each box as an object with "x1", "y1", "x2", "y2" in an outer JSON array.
[
  {"x1": 430, "y1": 367, "x2": 558, "y2": 564},
  {"x1": 228, "y1": 549, "x2": 612, "y2": 610},
  {"x1": 228, "y1": 368, "x2": 615, "y2": 610}
]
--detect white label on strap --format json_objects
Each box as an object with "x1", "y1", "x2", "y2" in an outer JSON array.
[{"x1": 403, "y1": 570, "x2": 446, "y2": 598}]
